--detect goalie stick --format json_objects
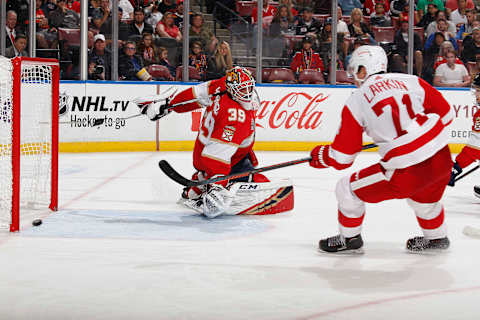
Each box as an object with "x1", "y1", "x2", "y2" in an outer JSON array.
[{"x1": 159, "y1": 143, "x2": 378, "y2": 187}]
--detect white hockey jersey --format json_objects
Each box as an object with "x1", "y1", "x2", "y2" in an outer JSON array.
[{"x1": 327, "y1": 73, "x2": 454, "y2": 170}]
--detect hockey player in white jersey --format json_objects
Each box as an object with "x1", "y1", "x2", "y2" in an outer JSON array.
[{"x1": 309, "y1": 45, "x2": 454, "y2": 253}]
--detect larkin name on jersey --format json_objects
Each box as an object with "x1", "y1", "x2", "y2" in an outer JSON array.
[{"x1": 326, "y1": 73, "x2": 453, "y2": 170}]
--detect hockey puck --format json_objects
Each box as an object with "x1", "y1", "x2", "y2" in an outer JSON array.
[{"x1": 32, "y1": 219, "x2": 42, "y2": 227}]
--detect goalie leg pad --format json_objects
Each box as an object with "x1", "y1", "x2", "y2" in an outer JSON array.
[{"x1": 228, "y1": 179, "x2": 294, "y2": 215}]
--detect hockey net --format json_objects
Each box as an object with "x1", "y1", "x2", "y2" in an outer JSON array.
[{"x1": 0, "y1": 56, "x2": 59, "y2": 232}]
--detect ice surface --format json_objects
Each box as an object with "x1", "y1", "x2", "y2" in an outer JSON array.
[{"x1": 1, "y1": 151, "x2": 479, "y2": 320}]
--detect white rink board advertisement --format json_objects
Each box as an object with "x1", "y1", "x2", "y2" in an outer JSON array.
[{"x1": 58, "y1": 82, "x2": 476, "y2": 147}]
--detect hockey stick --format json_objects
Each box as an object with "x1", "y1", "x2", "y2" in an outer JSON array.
[
  {"x1": 159, "y1": 143, "x2": 378, "y2": 187},
  {"x1": 454, "y1": 165, "x2": 480, "y2": 182}
]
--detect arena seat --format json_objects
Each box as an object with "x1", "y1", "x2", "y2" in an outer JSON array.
[
  {"x1": 267, "y1": 68, "x2": 296, "y2": 83},
  {"x1": 236, "y1": 1, "x2": 256, "y2": 17},
  {"x1": 298, "y1": 69, "x2": 325, "y2": 84},
  {"x1": 147, "y1": 64, "x2": 174, "y2": 81},
  {"x1": 176, "y1": 66, "x2": 202, "y2": 81},
  {"x1": 372, "y1": 26, "x2": 395, "y2": 43},
  {"x1": 330, "y1": 70, "x2": 354, "y2": 84}
]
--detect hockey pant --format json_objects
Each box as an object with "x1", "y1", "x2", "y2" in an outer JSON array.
[{"x1": 335, "y1": 146, "x2": 452, "y2": 240}]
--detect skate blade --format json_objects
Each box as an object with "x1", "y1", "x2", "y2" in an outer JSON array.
[
  {"x1": 406, "y1": 248, "x2": 449, "y2": 255},
  {"x1": 317, "y1": 247, "x2": 364, "y2": 255}
]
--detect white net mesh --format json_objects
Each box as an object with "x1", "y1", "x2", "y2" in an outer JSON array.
[{"x1": 0, "y1": 57, "x2": 54, "y2": 230}]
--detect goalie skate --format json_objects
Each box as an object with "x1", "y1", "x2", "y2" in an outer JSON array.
[{"x1": 179, "y1": 179, "x2": 294, "y2": 217}]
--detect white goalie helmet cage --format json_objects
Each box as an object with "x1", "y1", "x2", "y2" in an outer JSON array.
[
  {"x1": 347, "y1": 45, "x2": 388, "y2": 84},
  {"x1": 225, "y1": 66, "x2": 256, "y2": 103}
]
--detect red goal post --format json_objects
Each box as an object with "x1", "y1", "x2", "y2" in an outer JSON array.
[{"x1": 0, "y1": 56, "x2": 59, "y2": 232}]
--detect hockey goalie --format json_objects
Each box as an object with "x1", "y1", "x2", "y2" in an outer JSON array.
[{"x1": 137, "y1": 66, "x2": 294, "y2": 218}]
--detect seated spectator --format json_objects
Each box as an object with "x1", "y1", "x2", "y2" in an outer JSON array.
[
  {"x1": 145, "y1": 1, "x2": 163, "y2": 28},
  {"x1": 338, "y1": 0, "x2": 362, "y2": 16},
  {"x1": 318, "y1": 18, "x2": 348, "y2": 67},
  {"x1": 269, "y1": 4, "x2": 295, "y2": 37},
  {"x1": 461, "y1": 26, "x2": 480, "y2": 63},
  {"x1": 91, "y1": 0, "x2": 111, "y2": 30},
  {"x1": 119, "y1": 0, "x2": 134, "y2": 20},
  {"x1": 456, "y1": 9, "x2": 477, "y2": 39},
  {"x1": 251, "y1": 0, "x2": 277, "y2": 26},
  {"x1": 158, "y1": 46, "x2": 176, "y2": 79},
  {"x1": 450, "y1": 0, "x2": 468, "y2": 27},
  {"x1": 119, "y1": 40, "x2": 151, "y2": 81},
  {"x1": 206, "y1": 41, "x2": 233, "y2": 80},
  {"x1": 445, "y1": 0, "x2": 474, "y2": 14},
  {"x1": 137, "y1": 32, "x2": 160, "y2": 66},
  {"x1": 364, "y1": 0, "x2": 390, "y2": 16},
  {"x1": 49, "y1": 0, "x2": 80, "y2": 29},
  {"x1": 398, "y1": 1, "x2": 419, "y2": 26},
  {"x1": 128, "y1": 7, "x2": 154, "y2": 37},
  {"x1": 158, "y1": 0, "x2": 176, "y2": 14},
  {"x1": 88, "y1": 34, "x2": 112, "y2": 80},
  {"x1": 89, "y1": 15, "x2": 103, "y2": 35},
  {"x1": 251, "y1": 0, "x2": 277, "y2": 54},
  {"x1": 173, "y1": 0, "x2": 184, "y2": 28},
  {"x1": 425, "y1": 19, "x2": 458, "y2": 50},
  {"x1": 369, "y1": 2, "x2": 392, "y2": 27},
  {"x1": 426, "y1": 10, "x2": 457, "y2": 38},
  {"x1": 35, "y1": 0, "x2": 58, "y2": 52},
  {"x1": 423, "y1": 32, "x2": 447, "y2": 83},
  {"x1": 348, "y1": 8, "x2": 375, "y2": 43},
  {"x1": 42, "y1": 0, "x2": 58, "y2": 16},
  {"x1": 433, "y1": 41, "x2": 463, "y2": 70},
  {"x1": 5, "y1": 10, "x2": 21, "y2": 49},
  {"x1": 417, "y1": 0, "x2": 445, "y2": 17},
  {"x1": 336, "y1": 7, "x2": 350, "y2": 36},
  {"x1": 279, "y1": 0, "x2": 298, "y2": 16},
  {"x1": 5, "y1": 34, "x2": 28, "y2": 58},
  {"x1": 189, "y1": 41, "x2": 208, "y2": 80},
  {"x1": 392, "y1": 17, "x2": 424, "y2": 75},
  {"x1": 295, "y1": 7, "x2": 322, "y2": 38},
  {"x1": 290, "y1": 36, "x2": 325, "y2": 76},
  {"x1": 470, "y1": 53, "x2": 480, "y2": 80},
  {"x1": 156, "y1": 11, "x2": 182, "y2": 42},
  {"x1": 100, "y1": 7, "x2": 130, "y2": 44},
  {"x1": 189, "y1": 13, "x2": 218, "y2": 54},
  {"x1": 417, "y1": 3, "x2": 438, "y2": 28},
  {"x1": 7, "y1": 0, "x2": 29, "y2": 28},
  {"x1": 390, "y1": 0, "x2": 407, "y2": 17},
  {"x1": 433, "y1": 50, "x2": 470, "y2": 86}
]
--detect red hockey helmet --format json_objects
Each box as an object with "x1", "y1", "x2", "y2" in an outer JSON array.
[{"x1": 225, "y1": 66, "x2": 255, "y2": 102}]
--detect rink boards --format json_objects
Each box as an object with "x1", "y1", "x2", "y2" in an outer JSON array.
[{"x1": 58, "y1": 81, "x2": 475, "y2": 153}]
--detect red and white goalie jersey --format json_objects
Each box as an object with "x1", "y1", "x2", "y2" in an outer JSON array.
[
  {"x1": 327, "y1": 73, "x2": 454, "y2": 170},
  {"x1": 455, "y1": 109, "x2": 480, "y2": 168},
  {"x1": 170, "y1": 76, "x2": 256, "y2": 178}
]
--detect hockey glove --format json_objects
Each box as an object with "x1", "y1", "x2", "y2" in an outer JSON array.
[
  {"x1": 139, "y1": 101, "x2": 172, "y2": 121},
  {"x1": 448, "y1": 162, "x2": 463, "y2": 187},
  {"x1": 310, "y1": 145, "x2": 330, "y2": 169}
]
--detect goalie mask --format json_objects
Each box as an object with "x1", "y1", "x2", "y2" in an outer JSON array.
[
  {"x1": 225, "y1": 66, "x2": 255, "y2": 103},
  {"x1": 472, "y1": 74, "x2": 480, "y2": 105}
]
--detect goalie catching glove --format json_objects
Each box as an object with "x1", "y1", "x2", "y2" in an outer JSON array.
[{"x1": 133, "y1": 87, "x2": 177, "y2": 121}]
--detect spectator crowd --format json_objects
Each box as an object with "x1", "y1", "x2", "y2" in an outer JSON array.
[{"x1": 3, "y1": 0, "x2": 480, "y2": 86}]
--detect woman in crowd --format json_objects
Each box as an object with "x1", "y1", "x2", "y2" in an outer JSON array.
[
  {"x1": 347, "y1": 8, "x2": 375, "y2": 43},
  {"x1": 206, "y1": 41, "x2": 233, "y2": 80},
  {"x1": 156, "y1": 11, "x2": 182, "y2": 42}
]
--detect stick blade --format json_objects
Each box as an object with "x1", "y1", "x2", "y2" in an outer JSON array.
[{"x1": 158, "y1": 160, "x2": 194, "y2": 187}]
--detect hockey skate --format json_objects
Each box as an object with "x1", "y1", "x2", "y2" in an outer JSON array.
[
  {"x1": 474, "y1": 185, "x2": 480, "y2": 199},
  {"x1": 406, "y1": 236, "x2": 450, "y2": 252},
  {"x1": 318, "y1": 234, "x2": 364, "y2": 254}
]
